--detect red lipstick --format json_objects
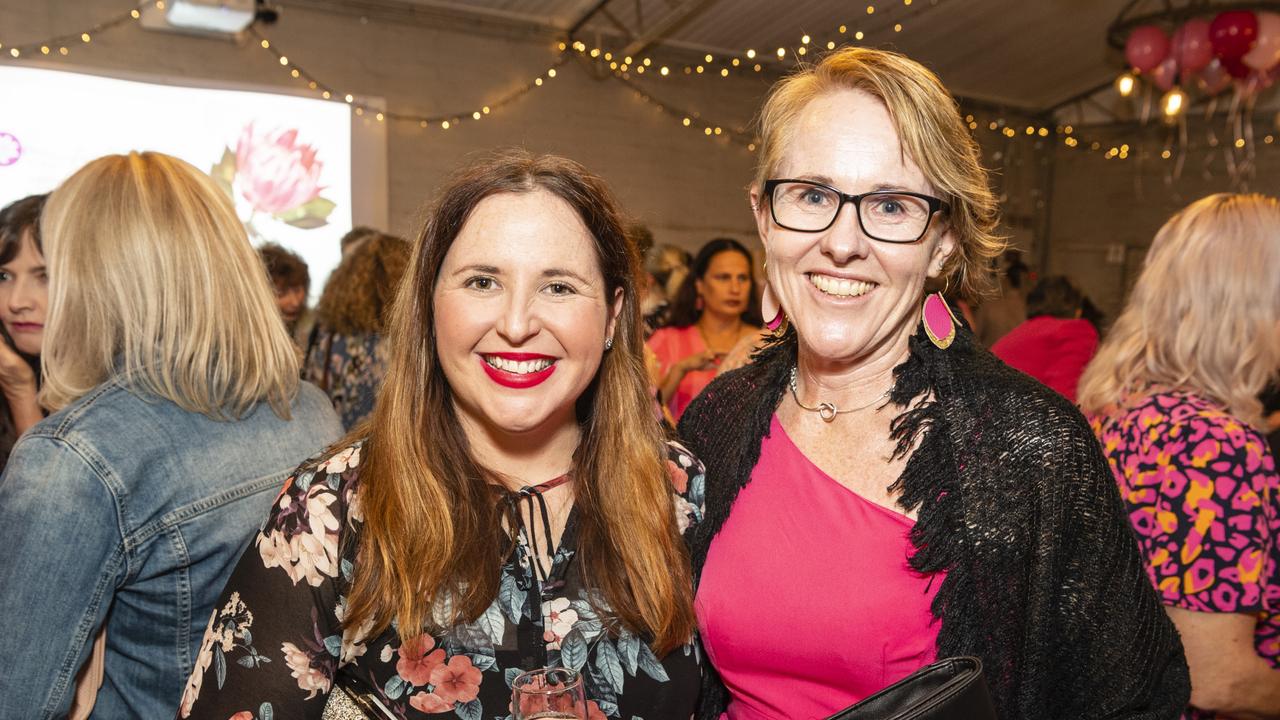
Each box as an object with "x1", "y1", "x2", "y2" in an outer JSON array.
[{"x1": 478, "y1": 353, "x2": 557, "y2": 389}]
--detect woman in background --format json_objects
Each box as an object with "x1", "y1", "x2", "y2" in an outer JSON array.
[
  {"x1": 304, "y1": 231, "x2": 410, "y2": 430},
  {"x1": 991, "y1": 274, "x2": 1098, "y2": 402},
  {"x1": 0, "y1": 152, "x2": 341, "y2": 719},
  {"x1": 647, "y1": 238, "x2": 761, "y2": 420},
  {"x1": 258, "y1": 242, "x2": 315, "y2": 346},
  {"x1": 1081, "y1": 193, "x2": 1280, "y2": 719},
  {"x1": 0, "y1": 194, "x2": 47, "y2": 468}
]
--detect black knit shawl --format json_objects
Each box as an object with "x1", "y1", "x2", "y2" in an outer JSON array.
[{"x1": 678, "y1": 323, "x2": 1189, "y2": 720}]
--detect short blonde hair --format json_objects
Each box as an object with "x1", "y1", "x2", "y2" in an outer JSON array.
[
  {"x1": 754, "y1": 47, "x2": 1004, "y2": 298},
  {"x1": 1078, "y1": 193, "x2": 1280, "y2": 427},
  {"x1": 40, "y1": 151, "x2": 300, "y2": 419}
]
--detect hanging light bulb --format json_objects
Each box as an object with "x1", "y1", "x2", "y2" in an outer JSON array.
[
  {"x1": 1116, "y1": 72, "x2": 1136, "y2": 97},
  {"x1": 1161, "y1": 87, "x2": 1186, "y2": 118}
]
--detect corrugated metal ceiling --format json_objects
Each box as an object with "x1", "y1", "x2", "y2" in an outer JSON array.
[{"x1": 385, "y1": 0, "x2": 1128, "y2": 111}]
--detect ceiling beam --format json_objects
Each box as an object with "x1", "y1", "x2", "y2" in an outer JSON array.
[
  {"x1": 567, "y1": 0, "x2": 613, "y2": 38},
  {"x1": 620, "y1": 0, "x2": 715, "y2": 58}
]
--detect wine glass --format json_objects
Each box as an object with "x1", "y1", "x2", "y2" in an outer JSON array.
[{"x1": 511, "y1": 667, "x2": 588, "y2": 720}]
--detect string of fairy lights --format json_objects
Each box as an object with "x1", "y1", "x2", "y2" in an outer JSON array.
[
  {"x1": 960, "y1": 109, "x2": 1277, "y2": 161},
  {"x1": 563, "y1": 0, "x2": 942, "y2": 82},
  {"x1": 1, "y1": 0, "x2": 1273, "y2": 161},
  {"x1": 0, "y1": 0, "x2": 938, "y2": 143},
  {"x1": 247, "y1": 26, "x2": 574, "y2": 130},
  {"x1": 0, "y1": 1, "x2": 141, "y2": 59}
]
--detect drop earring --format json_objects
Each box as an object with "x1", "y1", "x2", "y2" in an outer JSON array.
[
  {"x1": 761, "y1": 260, "x2": 788, "y2": 337},
  {"x1": 921, "y1": 292, "x2": 957, "y2": 349}
]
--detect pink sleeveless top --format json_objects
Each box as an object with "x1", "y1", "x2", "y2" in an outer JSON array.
[
  {"x1": 646, "y1": 325, "x2": 717, "y2": 421},
  {"x1": 696, "y1": 416, "x2": 944, "y2": 720}
]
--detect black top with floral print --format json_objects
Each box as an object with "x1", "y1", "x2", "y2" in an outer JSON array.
[{"x1": 178, "y1": 440, "x2": 706, "y2": 720}]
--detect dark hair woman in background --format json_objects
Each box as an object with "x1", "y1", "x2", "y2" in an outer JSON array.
[
  {"x1": 0, "y1": 194, "x2": 46, "y2": 469},
  {"x1": 647, "y1": 237, "x2": 761, "y2": 420}
]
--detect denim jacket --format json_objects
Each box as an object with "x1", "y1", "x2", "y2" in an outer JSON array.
[{"x1": 0, "y1": 378, "x2": 342, "y2": 719}]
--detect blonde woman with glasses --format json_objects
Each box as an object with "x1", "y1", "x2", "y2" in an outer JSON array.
[
  {"x1": 0, "y1": 152, "x2": 342, "y2": 719},
  {"x1": 1082, "y1": 193, "x2": 1280, "y2": 720},
  {"x1": 679, "y1": 46, "x2": 1188, "y2": 719}
]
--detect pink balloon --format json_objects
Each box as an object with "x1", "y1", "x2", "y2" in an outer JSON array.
[
  {"x1": 1151, "y1": 56, "x2": 1178, "y2": 91},
  {"x1": 1173, "y1": 19, "x2": 1214, "y2": 74},
  {"x1": 1243, "y1": 11, "x2": 1280, "y2": 71},
  {"x1": 1198, "y1": 57, "x2": 1233, "y2": 94},
  {"x1": 1126, "y1": 25, "x2": 1171, "y2": 73},
  {"x1": 1210, "y1": 11, "x2": 1258, "y2": 62}
]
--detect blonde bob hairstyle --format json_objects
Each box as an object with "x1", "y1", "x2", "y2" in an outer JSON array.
[
  {"x1": 40, "y1": 151, "x2": 300, "y2": 419},
  {"x1": 753, "y1": 47, "x2": 1004, "y2": 298},
  {"x1": 1078, "y1": 193, "x2": 1280, "y2": 428}
]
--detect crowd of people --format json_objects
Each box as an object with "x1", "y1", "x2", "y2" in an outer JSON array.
[{"x1": 0, "y1": 45, "x2": 1277, "y2": 720}]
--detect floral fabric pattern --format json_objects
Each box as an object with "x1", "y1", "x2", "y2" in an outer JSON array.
[
  {"x1": 1091, "y1": 391, "x2": 1280, "y2": 719},
  {"x1": 303, "y1": 329, "x2": 389, "y2": 431},
  {"x1": 179, "y1": 440, "x2": 705, "y2": 720}
]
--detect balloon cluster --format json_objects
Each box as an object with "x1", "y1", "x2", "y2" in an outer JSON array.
[{"x1": 1124, "y1": 11, "x2": 1280, "y2": 100}]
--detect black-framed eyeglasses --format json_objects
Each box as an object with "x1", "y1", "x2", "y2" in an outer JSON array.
[{"x1": 763, "y1": 179, "x2": 949, "y2": 243}]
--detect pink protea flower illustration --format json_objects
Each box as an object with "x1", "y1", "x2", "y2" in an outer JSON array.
[{"x1": 234, "y1": 123, "x2": 324, "y2": 214}]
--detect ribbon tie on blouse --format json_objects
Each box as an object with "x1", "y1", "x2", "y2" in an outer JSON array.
[{"x1": 501, "y1": 473, "x2": 572, "y2": 584}]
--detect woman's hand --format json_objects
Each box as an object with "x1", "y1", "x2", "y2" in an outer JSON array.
[
  {"x1": 680, "y1": 349, "x2": 722, "y2": 374},
  {"x1": 0, "y1": 340, "x2": 40, "y2": 433},
  {"x1": 658, "y1": 350, "x2": 720, "y2": 405},
  {"x1": 717, "y1": 329, "x2": 770, "y2": 376}
]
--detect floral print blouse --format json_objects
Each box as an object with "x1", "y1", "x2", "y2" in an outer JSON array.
[
  {"x1": 303, "y1": 328, "x2": 389, "y2": 430},
  {"x1": 178, "y1": 440, "x2": 706, "y2": 720},
  {"x1": 1091, "y1": 391, "x2": 1280, "y2": 719}
]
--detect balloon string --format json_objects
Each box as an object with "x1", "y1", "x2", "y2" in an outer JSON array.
[{"x1": 1174, "y1": 115, "x2": 1188, "y2": 182}]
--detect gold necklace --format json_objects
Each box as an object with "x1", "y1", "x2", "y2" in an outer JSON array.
[
  {"x1": 697, "y1": 318, "x2": 743, "y2": 353},
  {"x1": 788, "y1": 366, "x2": 889, "y2": 423}
]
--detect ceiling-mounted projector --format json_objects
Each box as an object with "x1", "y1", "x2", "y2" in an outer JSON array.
[{"x1": 141, "y1": 0, "x2": 256, "y2": 35}]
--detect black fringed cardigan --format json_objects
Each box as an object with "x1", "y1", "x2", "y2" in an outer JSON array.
[{"x1": 677, "y1": 323, "x2": 1190, "y2": 720}]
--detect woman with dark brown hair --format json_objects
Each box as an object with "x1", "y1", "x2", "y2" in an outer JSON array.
[
  {"x1": 303, "y1": 231, "x2": 410, "y2": 429},
  {"x1": 647, "y1": 238, "x2": 762, "y2": 421},
  {"x1": 180, "y1": 150, "x2": 703, "y2": 720},
  {"x1": 0, "y1": 194, "x2": 47, "y2": 469}
]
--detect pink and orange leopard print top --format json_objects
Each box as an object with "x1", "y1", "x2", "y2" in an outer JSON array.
[{"x1": 1092, "y1": 390, "x2": 1280, "y2": 719}]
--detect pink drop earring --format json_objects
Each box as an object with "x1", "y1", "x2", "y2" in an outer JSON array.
[{"x1": 922, "y1": 292, "x2": 957, "y2": 349}]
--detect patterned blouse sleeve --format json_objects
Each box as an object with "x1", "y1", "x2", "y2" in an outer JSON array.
[
  {"x1": 1154, "y1": 410, "x2": 1278, "y2": 615},
  {"x1": 664, "y1": 439, "x2": 706, "y2": 534},
  {"x1": 178, "y1": 444, "x2": 366, "y2": 720}
]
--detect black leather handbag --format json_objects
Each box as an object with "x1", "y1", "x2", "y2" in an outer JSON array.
[{"x1": 825, "y1": 656, "x2": 997, "y2": 720}]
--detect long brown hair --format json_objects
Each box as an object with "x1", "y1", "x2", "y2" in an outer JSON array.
[{"x1": 343, "y1": 149, "x2": 696, "y2": 655}]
